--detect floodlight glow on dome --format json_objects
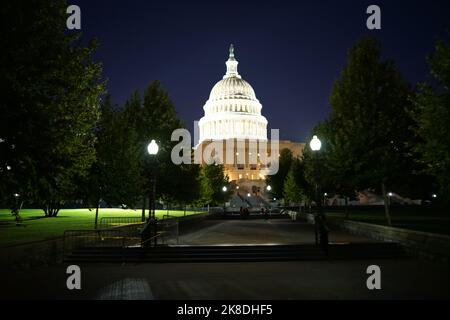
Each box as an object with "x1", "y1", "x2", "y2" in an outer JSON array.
[{"x1": 197, "y1": 45, "x2": 268, "y2": 144}]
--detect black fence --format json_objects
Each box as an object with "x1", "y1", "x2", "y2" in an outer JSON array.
[
  {"x1": 159, "y1": 215, "x2": 179, "y2": 245},
  {"x1": 63, "y1": 216, "x2": 182, "y2": 257},
  {"x1": 63, "y1": 228, "x2": 142, "y2": 256},
  {"x1": 98, "y1": 216, "x2": 144, "y2": 229}
]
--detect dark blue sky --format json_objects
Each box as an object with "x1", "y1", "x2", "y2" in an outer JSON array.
[{"x1": 74, "y1": 0, "x2": 449, "y2": 142}]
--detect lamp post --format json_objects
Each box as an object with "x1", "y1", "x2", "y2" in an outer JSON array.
[
  {"x1": 388, "y1": 192, "x2": 393, "y2": 207},
  {"x1": 310, "y1": 135, "x2": 327, "y2": 249},
  {"x1": 310, "y1": 135, "x2": 322, "y2": 216},
  {"x1": 147, "y1": 140, "x2": 159, "y2": 221},
  {"x1": 222, "y1": 186, "x2": 228, "y2": 212}
]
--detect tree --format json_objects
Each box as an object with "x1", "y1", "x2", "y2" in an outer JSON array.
[
  {"x1": 283, "y1": 158, "x2": 310, "y2": 206},
  {"x1": 81, "y1": 95, "x2": 142, "y2": 227},
  {"x1": 123, "y1": 82, "x2": 185, "y2": 212},
  {"x1": 303, "y1": 121, "x2": 357, "y2": 217},
  {"x1": 198, "y1": 163, "x2": 232, "y2": 206},
  {"x1": 411, "y1": 33, "x2": 450, "y2": 201},
  {"x1": 266, "y1": 148, "x2": 293, "y2": 200},
  {"x1": 326, "y1": 37, "x2": 415, "y2": 225},
  {"x1": 0, "y1": 0, "x2": 105, "y2": 216},
  {"x1": 167, "y1": 164, "x2": 202, "y2": 209}
]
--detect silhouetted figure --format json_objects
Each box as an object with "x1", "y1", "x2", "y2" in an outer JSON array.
[
  {"x1": 243, "y1": 207, "x2": 249, "y2": 219},
  {"x1": 314, "y1": 213, "x2": 329, "y2": 254},
  {"x1": 263, "y1": 207, "x2": 269, "y2": 220}
]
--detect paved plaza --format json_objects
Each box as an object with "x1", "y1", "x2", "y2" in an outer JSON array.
[
  {"x1": 2, "y1": 258, "x2": 450, "y2": 300},
  {"x1": 178, "y1": 218, "x2": 373, "y2": 245},
  {"x1": 2, "y1": 219, "x2": 450, "y2": 300}
]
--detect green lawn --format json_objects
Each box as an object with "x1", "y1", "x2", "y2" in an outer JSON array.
[
  {"x1": 0, "y1": 208, "x2": 204, "y2": 247},
  {"x1": 325, "y1": 207, "x2": 450, "y2": 236}
]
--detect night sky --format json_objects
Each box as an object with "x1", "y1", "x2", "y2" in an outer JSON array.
[{"x1": 74, "y1": 0, "x2": 449, "y2": 142}]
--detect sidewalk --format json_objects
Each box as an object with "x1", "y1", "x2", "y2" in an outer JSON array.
[{"x1": 178, "y1": 219, "x2": 374, "y2": 245}]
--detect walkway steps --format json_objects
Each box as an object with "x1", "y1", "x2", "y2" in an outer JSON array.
[{"x1": 64, "y1": 242, "x2": 405, "y2": 263}]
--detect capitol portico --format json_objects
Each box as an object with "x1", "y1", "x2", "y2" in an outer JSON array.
[{"x1": 195, "y1": 45, "x2": 304, "y2": 194}]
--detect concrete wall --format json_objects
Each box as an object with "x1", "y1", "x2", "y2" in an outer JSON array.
[{"x1": 329, "y1": 219, "x2": 450, "y2": 263}]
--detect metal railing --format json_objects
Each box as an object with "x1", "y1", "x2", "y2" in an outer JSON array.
[
  {"x1": 159, "y1": 215, "x2": 179, "y2": 245},
  {"x1": 63, "y1": 229, "x2": 141, "y2": 256},
  {"x1": 99, "y1": 216, "x2": 144, "y2": 229},
  {"x1": 63, "y1": 216, "x2": 181, "y2": 258}
]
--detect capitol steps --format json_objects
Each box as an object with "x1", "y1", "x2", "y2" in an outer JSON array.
[{"x1": 64, "y1": 242, "x2": 405, "y2": 263}]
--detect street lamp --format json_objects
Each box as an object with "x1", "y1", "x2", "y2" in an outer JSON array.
[
  {"x1": 310, "y1": 136, "x2": 322, "y2": 214},
  {"x1": 310, "y1": 135, "x2": 327, "y2": 248},
  {"x1": 266, "y1": 185, "x2": 272, "y2": 192},
  {"x1": 147, "y1": 139, "x2": 159, "y2": 155},
  {"x1": 310, "y1": 135, "x2": 322, "y2": 152},
  {"x1": 147, "y1": 140, "x2": 159, "y2": 221},
  {"x1": 222, "y1": 186, "x2": 228, "y2": 212}
]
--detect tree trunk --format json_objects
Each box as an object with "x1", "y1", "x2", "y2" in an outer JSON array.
[
  {"x1": 43, "y1": 201, "x2": 60, "y2": 217},
  {"x1": 94, "y1": 202, "x2": 99, "y2": 229},
  {"x1": 141, "y1": 195, "x2": 146, "y2": 222},
  {"x1": 381, "y1": 182, "x2": 392, "y2": 226},
  {"x1": 344, "y1": 197, "x2": 349, "y2": 219}
]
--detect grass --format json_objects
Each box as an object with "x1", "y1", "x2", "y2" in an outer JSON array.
[
  {"x1": 325, "y1": 207, "x2": 450, "y2": 236},
  {"x1": 0, "y1": 208, "x2": 204, "y2": 247}
]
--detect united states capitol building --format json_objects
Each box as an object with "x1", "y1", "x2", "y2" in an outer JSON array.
[{"x1": 195, "y1": 45, "x2": 304, "y2": 196}]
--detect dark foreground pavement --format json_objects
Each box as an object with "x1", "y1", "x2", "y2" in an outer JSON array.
[
  {"x1": 2, "y1": 258, "x2": 450, "y2": 300},
  {"x1": 3, "y1": 218, "x2": 449, "y2": 300}
]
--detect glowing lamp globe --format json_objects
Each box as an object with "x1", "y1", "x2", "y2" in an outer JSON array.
[
  {"x1": 147, "y1": 140, "x2": 159, "y2": 155},
  {"x1": 222, "y1": 186, "x2": 228, "y2": 192},
  {"x1": 310, "y1": 135, "x2": 322, "y2": 151}
]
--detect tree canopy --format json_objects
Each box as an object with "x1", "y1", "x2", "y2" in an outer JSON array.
[
  {"x1": 0, "y1": 0, "x2": 105, "y2": 215},
  {"x1": 411, "y1": 33, "x2": 450, "y2": 201}
]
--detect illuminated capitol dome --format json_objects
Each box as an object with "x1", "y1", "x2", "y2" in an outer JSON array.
[
  {"x1": 195, "y1": 44, "x2": 304, "y2": 194},
  {"x1": 198, "y1": 44, "x2": 268, "y2": 143}
]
